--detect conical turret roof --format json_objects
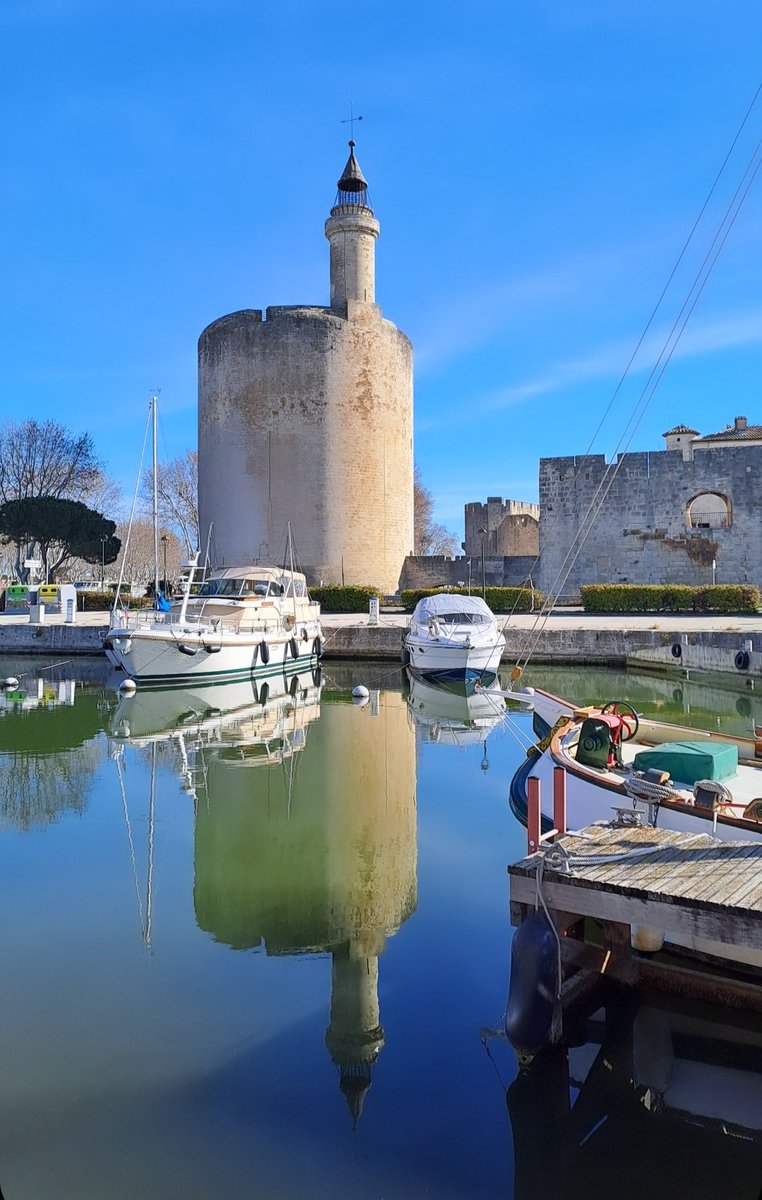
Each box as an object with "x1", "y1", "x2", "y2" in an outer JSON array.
[
  {"x1": 332, "y1": 140, "x2": 372, "y2": 212},
  {"x1": 337, "y1": 140, "x2": 368, "y2": 192}
]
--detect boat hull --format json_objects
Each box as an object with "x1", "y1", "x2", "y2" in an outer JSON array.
[
  {"x1": 104, "y1": 625, "x2": 322, "y2": 687},
  {"x1": 403, "y1": 635, "x2": 505, "y2": 682}
]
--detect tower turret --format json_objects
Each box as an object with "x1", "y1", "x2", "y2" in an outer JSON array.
[{"x1": 325, "y1": 141, "x2": 380, "y2": 307}]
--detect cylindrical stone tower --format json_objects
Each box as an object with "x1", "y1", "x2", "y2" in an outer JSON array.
[{"x1": 198, "y1": 142, "x2": 413, "y2": 592}]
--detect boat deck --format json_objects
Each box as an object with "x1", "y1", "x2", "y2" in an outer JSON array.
[{"x1": 559, "y1": 722, "x2": 762, "y2": 808}]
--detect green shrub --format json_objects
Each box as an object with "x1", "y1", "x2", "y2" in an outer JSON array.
[
  {"x1": 78, "y1": 590, "x2": 151, "y2": 611},
  {"x1": 581, "y1": 583, "x2": 760, "y2": 614},
  {"x1": 400, "y1": 586, "x2": 545, "y2": 614},
  {"x1": 310, "y1": 584, "x2": 382, "y2": 612}
]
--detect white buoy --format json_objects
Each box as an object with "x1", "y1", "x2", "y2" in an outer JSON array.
[
  {"x1": 119, "y1": 679, "x2": 137, "y2": 694},
  {"x1": 352, "y1": 685, "x2": 370, "y2": 699},
  {"x1": 3, "y1": 677, "x2": 19, "y2": 688}
]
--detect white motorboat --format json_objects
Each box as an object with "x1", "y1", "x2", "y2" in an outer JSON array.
[
  {"x1": 104, "y1": 562, "x2": 323, "y2": 687},
  {"x1": 402, "y1": 594, "x2": 506, "y2": 683}
]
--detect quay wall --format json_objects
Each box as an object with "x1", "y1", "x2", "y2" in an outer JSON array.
[{"x1": 0, "y1": 621, "x2": 758, "y2": 680}]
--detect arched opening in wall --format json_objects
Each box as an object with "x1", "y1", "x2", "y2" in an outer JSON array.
[{"x1": 686, "y1": 492, "x2": 732, "y2": 530}]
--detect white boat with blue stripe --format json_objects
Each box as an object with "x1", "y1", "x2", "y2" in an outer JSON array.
[
  {"x1": 104, "y1": 562, "x2": 323, "y2": 687},
  {"x1": 402, "y1": 593, "x2": 505, "y2": 683}
]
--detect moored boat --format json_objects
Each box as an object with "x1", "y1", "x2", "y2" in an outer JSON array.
[
  {"x1": 509, "y1": 685, "x2": 762, "y2": 966},
  {"x1": 402, "y1": 594, "x2": 505, "y2": 683},
  {"x1": 104, "y1": 562, "x2": 323, "y2": 687}
]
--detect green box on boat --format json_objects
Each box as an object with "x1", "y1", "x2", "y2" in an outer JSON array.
[{"x1": 632, "y1": 740, "x2": 738, "y2": 785}]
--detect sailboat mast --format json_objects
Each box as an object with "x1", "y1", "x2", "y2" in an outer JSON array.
[{"x1": 152, "y1": 396, "x2": 160, "y2": 605}]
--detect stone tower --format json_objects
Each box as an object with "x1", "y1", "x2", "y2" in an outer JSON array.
[{"x1": 197, "y1": 142, "x2": 414, "y2": 592}]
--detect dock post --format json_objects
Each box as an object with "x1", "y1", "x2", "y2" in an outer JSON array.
[
  {"x1": 553, "y1": 767, "x2": 567, "y2": 837},
  {"x1": 527, "y1": 776, "x2": 541, "y2": 854}
]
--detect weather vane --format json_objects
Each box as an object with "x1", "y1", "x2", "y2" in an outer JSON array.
[{"x1": 341, "y1": 104, "x2": 364, "y2": 141}]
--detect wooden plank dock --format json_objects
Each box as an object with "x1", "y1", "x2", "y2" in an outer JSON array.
[{"x1": 509, "y1": 820, "x2": 762, "y2": 1014}]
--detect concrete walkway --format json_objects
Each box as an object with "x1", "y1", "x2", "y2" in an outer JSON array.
[{"x1": 1, "y1": 607, "x2": 761, "y2": 633}]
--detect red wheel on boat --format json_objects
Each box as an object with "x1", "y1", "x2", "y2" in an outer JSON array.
[{"x1": 601, "y1": 700, "x2": 640, "y2": 740}]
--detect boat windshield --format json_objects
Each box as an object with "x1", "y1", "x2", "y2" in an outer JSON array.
[
  {"x1": 193, "y1": 578, "x2": 283, "y2": 598},
  {"x1": 436, "y1": 612, "x2": 492, "y2": 625}
]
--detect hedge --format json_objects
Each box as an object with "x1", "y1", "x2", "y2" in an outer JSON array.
[
  {"x1": 78, "y1": 590, "x2": 152, "y2": 611},
  {"x1": 400, "y1": 586, "x2": 545, "y2": 614},
  {"x1": 309, "y1": 584, "x2": 382, "y2": 612},
  {"x1": 580, "y1": 583, "x2": 761, "y2": 614}
]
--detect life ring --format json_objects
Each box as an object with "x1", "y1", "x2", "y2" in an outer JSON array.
[
  {"x1": 259, "y1": 640, "x2": 270, "y2": 665},
  {"x1": 735, "y1": 649, "x2": 750, "y2": 671},
  {"x1": 671, "y1": 643, "x2": 682, "y2": 659},
  {"x1": 289, "y1": 637, "x2": 299, "y2": 659}
]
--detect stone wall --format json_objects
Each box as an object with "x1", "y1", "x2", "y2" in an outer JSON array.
[
  {"x1": 399, "y1": 554, "x2": 537, "y2": 591},
  {"x1": 464, "y1": 497, "x2": 539, "y2": 556},
  {"x1": 198, "y1": 303, "x2": 414, "y2": 594},
  {"x1": 537, "y1": 445, "x2": 762, "y2": 600}
]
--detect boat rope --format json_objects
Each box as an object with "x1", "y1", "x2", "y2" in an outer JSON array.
[
  {"x1": 622, "y1": 776, "x2": 684, "y2": 804},
  {"x1": 509, "y1": 85, "x2": 762, "y2": 675}
]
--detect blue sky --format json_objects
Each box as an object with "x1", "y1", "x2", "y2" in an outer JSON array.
[{"x1": 3, "y1": 1, "x2": 761, "y2": 538}]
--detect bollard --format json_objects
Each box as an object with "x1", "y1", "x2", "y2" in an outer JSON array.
[
  {"x1": 527, "y1": 776, "x2": 541, "y2": 855},
  {"x1": 553, "y1": 767, "x2": 567, "y2": 836},
  {"x1": 65, "y1": 597, "x2": 75, "y2": 624},
  {"x1": 368, "y1": 596, "x2": 379, "y2": 625}
]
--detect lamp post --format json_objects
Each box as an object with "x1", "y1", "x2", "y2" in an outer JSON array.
[
  {"x1": 478, "y1": 527, "x2": 487, "y2": 600},
  {"x1": 161, "y1": 534, "x2": 168, "y2": 596},
  {"x1": 100, "y1": 535, "x2": 107, "y2": 589}
]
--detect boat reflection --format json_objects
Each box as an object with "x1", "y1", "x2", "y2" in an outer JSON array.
[
  {"x1": 404, "y1": 668, "x2": 507, "y2": 747},
  {"x1": 506, "y1": 989, "x2": 762, "y2": 1199},
  {"x1": 110, "y1": 667, "x2": 322, "y2": 778}
]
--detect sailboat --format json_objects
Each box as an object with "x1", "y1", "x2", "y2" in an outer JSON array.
[{"x1": 103, "y1": 397, "x2": 323, "y2": 687}]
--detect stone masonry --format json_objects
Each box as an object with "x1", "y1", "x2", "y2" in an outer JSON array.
[
  {"x1": 198, "y1": 143, "x2": 413, "y2": 594},
  {"x1": 464, "y1": 497, "x2": 539, "y2": 557},
  {"x1": 538, "y1": 435, "x2": 762, "y2": 600}
]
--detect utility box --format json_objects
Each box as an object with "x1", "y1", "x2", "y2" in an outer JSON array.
[
  {"x1": 5, "y1": 584, "x2": 29, "y2": 613},
  {"x1": 59, "y1": 584, "x2": 77, "y2": 623}
]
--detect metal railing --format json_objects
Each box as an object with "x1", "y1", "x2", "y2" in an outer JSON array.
[{"x1": 687, "y1": 511, "x2": 731, "y2": 529}]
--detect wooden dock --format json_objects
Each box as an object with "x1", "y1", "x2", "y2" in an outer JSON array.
[{"x1": 509, "y1": 820, "x2": 762, "y2": 1013}]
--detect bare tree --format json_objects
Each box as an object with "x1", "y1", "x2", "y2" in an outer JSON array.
[
  {"x1": 111, "y1": 521, "x2": 183, "y2": 591},
  {"x1": 142, "y1": 450, "x2": 199, "y2": 554},
  {"x1": 0, "y1": 419, "x2": 110, "y2": 578},
  {"x1": 0, "y1": 419, "x2": 101, "y2": 503},
  {"x1": 414, "y1": 466, "x2": 458, "y2": 556}
]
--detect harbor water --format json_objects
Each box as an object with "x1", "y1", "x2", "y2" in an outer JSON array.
[{"x1": 1, "y1": 657, "x2": 761, "y2": 1199}]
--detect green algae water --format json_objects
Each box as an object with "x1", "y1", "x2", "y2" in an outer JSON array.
[{"x1": 0, "y1": 657, "x2": 761, "y2": 1199}]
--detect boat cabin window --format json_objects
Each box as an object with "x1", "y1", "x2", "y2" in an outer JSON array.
[
  {"x1": 195, "y1": 577, "x2": 286, "y2": 598},
  {"x1": 435, "y1": 612, "x2": 491, "y2": 624}
]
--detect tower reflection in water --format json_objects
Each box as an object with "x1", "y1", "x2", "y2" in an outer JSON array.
[{"x1": 187, "y1": 673, "x2": 417, "y2": 1124}]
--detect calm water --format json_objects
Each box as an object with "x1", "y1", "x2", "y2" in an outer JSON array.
[{"x1": 0, "y1": 657, "x2": 761, "y2": 1199}]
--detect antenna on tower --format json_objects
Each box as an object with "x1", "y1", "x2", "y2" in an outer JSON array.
[{"x1": 340, "y1": 104, "x2": 364, "y2": 142}]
